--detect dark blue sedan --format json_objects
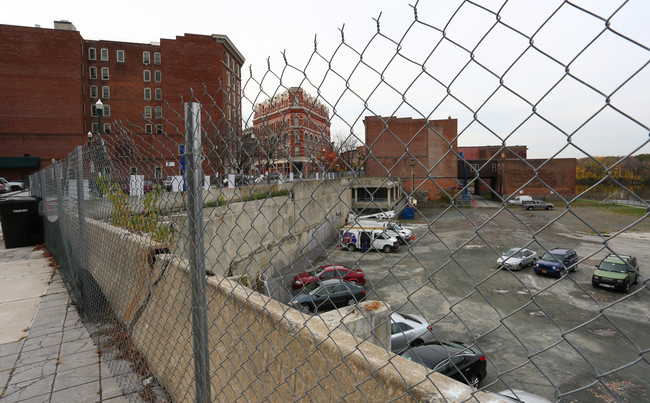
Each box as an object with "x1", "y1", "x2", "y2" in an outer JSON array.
[{"x1": 289, "y1": 279, "x2": 366, "y2": 313}]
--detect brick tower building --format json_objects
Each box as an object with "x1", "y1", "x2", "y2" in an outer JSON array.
[{"x1": 252, "y1": 87, "x2": 332, "y2": 177}]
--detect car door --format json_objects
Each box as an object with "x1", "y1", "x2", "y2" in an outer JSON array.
[
  {"x1": 314, "y1": 284, "x2": 336, "y2": 311},
  {"x1": 330, "y1": 283, "x2": 352, "y2": 308},
  {"x1": 391, "y1": 322, "x2": 414, "y2": 352}
]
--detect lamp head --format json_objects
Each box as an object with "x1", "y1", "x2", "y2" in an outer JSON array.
[{"x1": 95, "y1": 99, "x2": 103, "y2": 111}]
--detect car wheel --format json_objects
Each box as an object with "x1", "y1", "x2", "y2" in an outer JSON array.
[
  {"x1": 346, "y1": 243, "x2": 356, "y2": 252},
  {"x1": 517, "y1": 264, "x2": 522, "y2": 271},
  {"x1": 559, "y1": 268, "x2": 565, "y2": 278},
  {"x1": 527, "y1": 206, "x2": 533, "y2": 211},
  {"x1": 10, "y1": 185, "x2": 20, "y2": 192},
  {"x1": 572, "y1": 265, "x2": 577, "y2": 273},
  {"x1": 469, "y1": 376, "x2": 480, "y2": 389},
  {"x1": 300, "y1": 304, "x2": 311, "y2": 313},
  {"x1": 383, "y1": 245, "x2": 391, "y2": 253},
  {"x1": 347, "y1": 298, "x2": 357, "y2": 306},
  {"x1": 623, "y1": 281, "x2": 630, "y2": 293},
  {"x1": 546, "y1": 206, "x2": 553, "y2": 210},
  {"x1": 633, "y1": 275, "x2": 639, "y2": 285},
  {"x1": 592, "y1": 281, "x2": 598, "y2": 288}
]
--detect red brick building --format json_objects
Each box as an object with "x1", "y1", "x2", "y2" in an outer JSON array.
[
  {"x1": 364, "y1": 116, "x2": 458, "y2": 200},
  {"x1": 252, "y1": 87, "x2": 332, "y2": 176},
  {"x1": 458, "y1": 146, "x2": 576, "y2": 199},
  {"x1": 0, "y1": 21, "x2": 244, "y2": 181}
]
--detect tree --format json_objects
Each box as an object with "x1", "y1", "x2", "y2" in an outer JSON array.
[{"x1": 331, "y1": 130, "x2": 364, "y2": 171}]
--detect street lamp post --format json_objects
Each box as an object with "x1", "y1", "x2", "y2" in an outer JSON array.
[
  {"x1": 87, "y1": 131, "x2": 92, "y2": 144},
  {"x1": 95, "y1": 99, "x2": 103, "y2": 139},
  {"x1": 251, "y1": 133, "x2": 256, "y2": 178}
]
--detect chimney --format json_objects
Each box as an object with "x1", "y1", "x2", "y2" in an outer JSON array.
[{"x1": 53, "y1": 20, "x2": 77, "y2": 31}]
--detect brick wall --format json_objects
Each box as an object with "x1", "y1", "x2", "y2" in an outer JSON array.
[
  {"x1": 498, "y1": 158, "x2": 576, "y2": 199},
  {"x1": 365, "y1": 116, "x2": 457, "y2": 200}
]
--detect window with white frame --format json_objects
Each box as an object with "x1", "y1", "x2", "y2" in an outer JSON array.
[
  {"x1": 88, "y1": 48, "x2": 96, "y2": 60},
  {"x1": 102, "y1": 86, "x2": 110, "y2": 99},
  {"x1": 154, "y1": 52, "x2": 161, "y2": 65},
  {"x1": 143, "y1": 70, "x2": 151, "y2": 82},
  {"x1": 143, "y1": 51, "x2": 150, "y2": 64},
  {"x1": 89, "y1": 67, "x2": 97, "y2": 79},
  {"x1": 145, "y1": 106, "x2": 152, "y2": 118},
  {"x1": 101, "y1": 67, "x2": 109, "y2": 80},
  {"x1": 154, "y1": 166, "x2": 162, "y2": 179},
  {"x1": 103, "y1": 123, "x2": 111, "y2": 134},
  {"x1": 154, "y1": 70, "x2": 161, "y2": 82},
  {"x1": 90, "y1": 85, "x2": 98, "y2": 98},
  {"x1": 155, "y1": 88, "x2": 162, "y2": 100},
  {"x1": 145, "y1": 124, "x2": 152, "y2": 134},
  {"x1": 91, "y1": 123, "x2": 99, "y2": 133},
  {"x1": 156, "y1": 124, "x2": 163, "y2": 134},
  {"x1": 103, "y1": 105, "x2": 110, "y2": 117},
  {"x1": 130, "y1": 167, "x2": 137, "y2": 175},
  {"x1": 144, "y1": 88, "x2": 151, "y2": 100},
  {"x1": 117, "y1": 50, "x2": 125, "y2": 62},
  {"x1": 155, "y1": 106, "x2": 162, "y2": 118},
  {"x1": 100, "y1": 48, "x2": 108, "y2": 61}
]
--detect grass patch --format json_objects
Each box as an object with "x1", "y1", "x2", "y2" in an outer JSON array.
[{"x1": 563, "y1": 199, "x2": 648, "y2": 216}]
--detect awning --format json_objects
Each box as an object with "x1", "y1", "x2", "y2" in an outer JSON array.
[{"x1": 0, "y1": 157, "x2": 41, "y2": 168}]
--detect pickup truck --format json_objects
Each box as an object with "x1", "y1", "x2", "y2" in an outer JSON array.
[
  {"x1": 522, "y1": 199, "x2": 554, "y2": 210},
  {"x1": 0, "y1": 177, "x2": 26, "y2": 193}
]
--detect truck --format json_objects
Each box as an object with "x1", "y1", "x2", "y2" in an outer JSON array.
[
  {"x1": 355, "y1": 220, "x2": 415, "y2": 244},
  {"x1": 0, "y1": 178, "x2": 26, "y2": 193},
  {"x1": 339, "y1": 226, "x2": 399, "y2": 253},
  {"x1": 507, "y1": 195, "x2": 532, "y2": 206}
]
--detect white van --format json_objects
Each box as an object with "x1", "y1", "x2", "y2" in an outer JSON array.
[
  {"x1": 339, "y1": 226, "x2": 399, "y2": 253},
  {"x1": 508, "y1": 195, "x2": 533, "y2": 206},
  {"x1": 355, "y1": 220, "x2": 414, "y2": 243}
]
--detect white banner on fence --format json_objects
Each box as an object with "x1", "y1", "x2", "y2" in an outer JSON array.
[{"x1": 68, "y1": 179, "x2": 90, "y2": 200}]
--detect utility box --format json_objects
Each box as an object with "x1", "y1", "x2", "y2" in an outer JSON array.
[
  {"x1": 401, "y1": 206, "x2": 415, "y2": 220},
  {"x1": 0, "y1": 197, "x2": 43, "y2": 248}
]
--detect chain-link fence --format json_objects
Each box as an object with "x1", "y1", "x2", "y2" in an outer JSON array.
[{"x1": 29, "y1": 1, "x2": 649, "y2": 401}]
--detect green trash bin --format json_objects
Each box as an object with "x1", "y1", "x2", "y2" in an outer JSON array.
[{"x1": 0, "y1": 196, "x2": 43, "y2": 248}]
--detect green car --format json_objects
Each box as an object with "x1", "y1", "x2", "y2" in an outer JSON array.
[{"x1": 592, "y1": 254, "x2": 640, "y2": 293}]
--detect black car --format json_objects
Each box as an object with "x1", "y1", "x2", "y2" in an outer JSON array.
[
  {"x1": 400, "y1": 341, "x2": 487, "y2": 388},
  {"x1": 289, "y1": 279, "x2": 366, "y2": 313}
]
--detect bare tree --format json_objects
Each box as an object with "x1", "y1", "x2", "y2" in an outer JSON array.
[{"x1": 331, "y1": 130, "x2": 364, "y2": 171}]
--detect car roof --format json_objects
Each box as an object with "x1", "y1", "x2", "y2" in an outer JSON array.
[
  {"x1": 603, "y1": 255, "x2": 631, "y2": 264},
  {"x1": 391, "y1": 312, "x2": 426, "y2": 327},
  {"x1": 549, "y1": 248, "x2": 573, "y2": 254},
  {"x1": 318, "y1": 279, "x2": 351, "y2": 286},
  {"x1": 402, "y1": 342, "x2": 471, "y2": 366},
  {"x1": 321, "y1": 264, "x2": 350, "y2": 270}
]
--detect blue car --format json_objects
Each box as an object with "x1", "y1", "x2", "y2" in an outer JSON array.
[{"x1": 534, "y1": 248, "x2": 578, "y2": 278}]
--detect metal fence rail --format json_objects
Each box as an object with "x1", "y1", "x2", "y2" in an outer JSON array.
[{"x1": 30, "y1": 1, "x2": 648, "y2": 401}]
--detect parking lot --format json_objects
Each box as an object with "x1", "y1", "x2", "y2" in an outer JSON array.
[{"x1": 274, "y1": 202, "x2": 650, "y2": 401}]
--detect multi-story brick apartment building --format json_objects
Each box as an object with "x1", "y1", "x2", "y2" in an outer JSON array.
[
  {"x1": 0, "y1": 20, "x2": 244, "y2": 181},
  {"x1": 364, "y1": 116, "x2": 458, "y2": 201},
  {"x1": 252, "y1": 87, "x2": 332, "y2": 177}
]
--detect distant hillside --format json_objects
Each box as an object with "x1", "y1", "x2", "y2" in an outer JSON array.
[{"x1": 576, "y1": 154, "x2": 650, "y2": 184}]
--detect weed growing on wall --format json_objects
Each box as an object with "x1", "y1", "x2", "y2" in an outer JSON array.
[{"x1": 103, "y1": 183, "x2": 173, "y2": 245}]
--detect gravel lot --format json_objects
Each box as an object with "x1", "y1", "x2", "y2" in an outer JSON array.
[{"x1": 277, "y1": 201, "x2": 650, "y2": 402}]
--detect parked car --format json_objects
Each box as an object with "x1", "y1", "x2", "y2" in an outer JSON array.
[
  {"x1": 289, "y1": 279, "x2": 366, "y2": 313},
  {"x1": 0, "y1": 177, "x2": 25, "y2": 193},
  {"x1": 522, "y1": 200, "x2": 554, "y2": 210},
  {"x1": 534, "y1": 248, "x2": 578, "y2": 278},
  {"x1": 339, "y1": 227, "x2": 399, "y2": 253},
  {"x1": 592, "y1": 254, "x2": 639, "y2": 293},
  {"x1": 497, "y1": 248, "x2": 538, "y2": 271},
  {"x1": 390, "y1": 312, "x2": 436, "y2": 353},
  {"x1": 400, "y1": 341, "x2": 487, "y2": 388},
  {"x1": 292, "y1": 264, "x2": 366, "y2": 289},
  {"x1": 507, "y1": 195, "x2": 533, "y2": 206}
]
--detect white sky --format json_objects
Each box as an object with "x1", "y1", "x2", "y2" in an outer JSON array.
[{"x1": 4, "y1": 0, "x2": 649, "y2": 159}]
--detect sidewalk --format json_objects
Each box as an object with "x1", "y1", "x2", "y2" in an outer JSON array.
[{"x1": 0, "y1": 231, "x2": 127, "y2": 401}]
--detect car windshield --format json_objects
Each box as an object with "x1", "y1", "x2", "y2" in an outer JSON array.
[
  {"x1": 304, "y1": 282, "x2": 322, "y2": 295},
  {"x1": 377, "y1": 232, "x2": 390, "y2": 240},
  {"x1": 389, "y1": 223, "x2": 404, "y2": 231},
  {"x1": 599, "y1": 261, "x2": 627, "y2": 273},
  {"x1": 503, "y1": 249, "x2": 523, "y2": 258},
  {"x1": 541, "y1": 253, "x2": 562, "y2": 262}
]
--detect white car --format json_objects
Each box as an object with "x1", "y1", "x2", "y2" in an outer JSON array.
[
  {"x1": 0, "y1": 177, "x2": 25, "y2": 193},
  {"x1": 497, "y1": 248, "x2": 538, "y2": 271},
  {"x1": 390, "y1": 312, "x2": 436, "y2": 353}
]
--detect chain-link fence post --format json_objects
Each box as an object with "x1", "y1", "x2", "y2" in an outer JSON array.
[{"x1": 185, "y1": 102, "x2": 210, "y2": 402}]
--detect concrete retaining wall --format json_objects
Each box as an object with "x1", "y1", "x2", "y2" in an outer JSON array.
[{"x1": 172, "y1": 178, "x2": 352, "y2": 277}]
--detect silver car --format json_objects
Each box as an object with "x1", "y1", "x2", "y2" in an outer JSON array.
[
  {"x1": 390, "y1": 312, "x2": 436, "y2": 353},
  {"x1": 497, "y1": 248, "x2": 538, "y2": 271}
]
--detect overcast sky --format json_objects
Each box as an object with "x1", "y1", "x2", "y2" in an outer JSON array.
[{"x1": 4, "y1": 0, "x2": 649, "y2": 159}]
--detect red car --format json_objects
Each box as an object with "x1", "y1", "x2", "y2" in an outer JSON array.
[{"x1": 292, "y1": 265, "x2": 366, "y2": 289}]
